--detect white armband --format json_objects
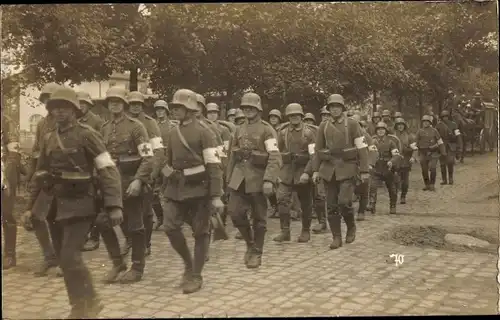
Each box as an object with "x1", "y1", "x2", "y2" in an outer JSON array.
[
  {"x1": 7, "y1": 142, "x2": 20, "y2": 153},
  {"x1": 203, "y1": 147, "x2": 221, "y2": 164},
  {"x1": 437, "y1": 138, "x2": 444, "y2": 145},
  {"x1": 368, "y1": 145, "x2": 378, "y2": 152},
  {"x1": 308, "y1": 143, "x2": 315, "y2": 155},
  {"x1": 138, "y1": 143, "x2": 154, "y2": 157},
  {"x1": 150, "y1": 136, "x2": 164, "y2": 150},
  {"x1": 410, "y1": 142, "x2": 418, "y2": 150},
  {"x1": 354, "y1": 136, "x2": 368, "y2": 149},
  {"x1": 223, "y1": 140, "x2": 230, "y2": 151},
  {"x1": 264, "y1": 138, "x2": 279, "y2": 152},
  {"x1": 217, "y1": 145, "x2": 227, "y2": 158},
  {"x1": 391, "y1": 149, "x2": 400, "y2": 156},
  {"x1": 94, "y1": 152, "x2": 116, "y2": 169},
  {"x1": 454, "y1": 129, "x2": 461, "y2": 136}
]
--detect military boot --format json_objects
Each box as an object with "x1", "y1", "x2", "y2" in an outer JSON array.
[
  {"x1": 429, "y1": 170, "x2": 437, "y2": 191},
  {"x1": 120, "y1": 237, "x2": 132, "y2": 256},
  {"x1": 120, "y1": 232, "x2": 145, "y2": 283},
  {"x1": 343, "y1": 209, "x2": 356, "y2": 244},
  {"x1": 34, "y1": 260, "x2": 59, "y2": 277},
  {"x1": 422, "y1": 171, "x2": 431, "y2": 190},
  {"x1": 103, "y1": 263, "x2": 127, "y2": 283},
  {"x1": 368, "y1": 202, "x2": 376, "y2": 215},
  {"x1": 83, "y1": 298, "x2": 104, "y2": 319},
  {"x1": 273, "y1": 215, "x2": 291, "y2": 242},
  {"x1": 2, "y1": 223, "x2": 17, "y2": 270},
  {"x1": 448, "y1": 166, "x2": 454, "y2": 185},
  {"x1": 390, "y1": 206, "x2": 397, "y2": 215},
  {"x1": 327, "y1": 215, "x2": 342, "y2": 250},
  {"x1": 247, "y1": 227, "x2": 265, "y2": 269},
  {"x1": 183, "y1": 275, "x2": 203, "y2": 294},
  {"x1": 312, "y1": 208, "x2": 327, "y2": 233},
  {"x1": 297, "y1": 210, "x2": 312, "y2": 243},
  {"x1": 440, "y1": 165, "x2": 448, "y2": 185},
  {"x1": 356, "y1": 211, "x2": 365, "y2": 221},
  {"x1": 82, "y1": 239, "x2": 99, "y2": 252},
  {"x1": 400, "y1": 193, "x2": 407, "y2": 204}
]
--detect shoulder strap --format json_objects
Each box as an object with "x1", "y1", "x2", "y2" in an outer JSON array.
[
  {"x1": 175, "y1": 125, "x2": 203, "y2": 162},
  {"x1": 54, "y1": 127, "x2": 85, "y2": 173}
]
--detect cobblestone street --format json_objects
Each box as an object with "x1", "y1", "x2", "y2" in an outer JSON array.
[{"x1": 2, "y1": 153, "x2": 499, "y2": 318}]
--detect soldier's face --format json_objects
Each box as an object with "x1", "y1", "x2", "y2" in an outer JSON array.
[
  {"x1": 376, "y1": 128, "x2": 386, "y2": 137},
  {"x1": 328, "y1": 105, "x2": 343, "y2": 117},
  {"x1": 396, "y1": 124, "x2": 405, "y2": 132},
  {"x1": 129, "y1": 102, "x2": 143, "y2": 115},
  {"x1": 321, "y1": 114, "x2": 331, "y2": 122},
  {"x1": 155, "y1": 108, "x2": 167, "y2": 118},
  {"x1": 79, "y1": 101, "x2": 91, "y2": 115},
  {"x1": 242, "y1": 107, "x2": 258, "y2": 120},
  {"x1": 289, "y1": 114, "x2": 302, "y2": 125},
  {"x1": 383, "y1": 116, "x2": 390, "y2": 122},
  {"x1": 228, "y1": 115, "x2": 235, "y2": 123},
  {"x1": 108, "y1": 98, "x2": 125, "y2": 114},
  {"x1": 52, "y1": 103, "x2": 75, "y2": 124},
  {"x1": 236, "y1": 118, "x2": 246, "y2": 125},
  {"x1": 372, "y1": 117, "x2": 380, "y2": 123},
  {"x1": 422, "y1": 121, "x2": 431, "y2": 128},
  {"x1": 170, "y1": 105, "x2": 187, "y2": 120},
  {"x1": 304, "y1": 119, "x2": 315, "y2": 125},
  {"x1": 207, "y1": 111, "x2": 218, "y2": 121},
  {"x1": 269, "y1": 115, "x2": 280, "y2": 125}
]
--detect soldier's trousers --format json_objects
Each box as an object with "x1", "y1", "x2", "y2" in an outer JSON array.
[
  {"x1": 313, "y1": 180, "x2": 326, "y2": 224},
  {"x1": 276, "y1": 183, "x2": 313, "y2": 231},
  {"x1": 143, "y1": 186, "x2": 155, "y2": 250},
  {"x1": 354, "y1": 179, "x2": 369, "y2": 214},
  {"x1": 163, "y1": 197, "x2": 211, "y2": 276},
  {"x1": 51, "y1": 217, "x2": 97, "y2": 307},
  {"x1": 324, "y1": 176, "x2": 356, "y2": 238},
  {"x1": 32, "y1": 216, "x2": 58, "y2": 265},
  {"x1": 2, "y1": 180, "x2": 17, "y2": 259},
  {"x1": 398, "y1": 167, "x2": 411, "y2": 197},
  {"x1": 228, "y1": 182, "x2": 267, "y2": 254},
  {"x1": 439, "y1": 153, "x2": 455, "y2": 183},
  {"x1": 369, "y1": 172, "x2": 397, "y2": 210},
  {"x1": 419, "y1": 152, "x2": 439, "y2": 186}
]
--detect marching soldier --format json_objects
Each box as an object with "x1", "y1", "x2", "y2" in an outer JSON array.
[
  {"x1": 304, "y1": 113, "x2": 316, "y2": 126},
  {"x1": 1, "y1": 110, "x2": 22, "y2": 270},
  {"x1": 273, "y1": 103, "x2": 316, "y2": 243},
  {"x1": 416, "y1": 115, "x2": 446, "y2": 191},
  {"x1": 367, "y1": 111, "x2": 381, "y2": 136},
  {"x1": 161, "y1": 89, "x2": 223, "y2": 294},
  {"x1": 227, "y1": 108, "x2": 237, "y2": 124},
  {"x1": 436, "y1": 110, "x2": 462, "y2": 185},
  {"x1": 77, "y1": 91, "x2": 106, "y2": 252},
  {"x1": 312, "y1": 94, "x2": 370, "y2": 250},
  {"x1": 394, "y1": 117, "x2": 418, "y2": 204},
  {"x1": 30, "y1": 82, "x2": 62, "y2": 276},
  {"x1": 381, "y1": 109, "x2": 394, "y2": 134},
  {"x1": 352, "y1": 114, "x2": 378, "y2": 221},
  {"x1": 320, "y1": 106, "x2": 331, "y2": 122},
  {"x1": 99, "y1": 87, "x2": 153, "y2": 283},
  {"x1": 227, "y1": 92, "x2": 282, "y2": 268},
  {"x1": 23, "y1": 87, "x2": 122, "y2": 318},
  {"x1": 234, "y1": 109, "x2": 247, "y2": 125},
  {"x1": 369, "y1": 122, "x2": 400, "y2": 214},
  {"x1": 268, "y1": 109, "x2": 282, "y2": 130},
  {"x1": 127, "y1": 91, "x2": 164, "y2": 258}
]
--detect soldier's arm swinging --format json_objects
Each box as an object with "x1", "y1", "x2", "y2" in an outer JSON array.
[{"x1": 200, "y1": 127, "x2": 224, "y2": 199}]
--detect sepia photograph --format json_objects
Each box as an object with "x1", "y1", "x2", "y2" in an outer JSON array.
[{"x1": 1, "y1": 2, "x2": 499, "y2": 318}]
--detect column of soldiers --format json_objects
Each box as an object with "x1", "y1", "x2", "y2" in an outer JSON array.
[{"x1": 3, "y1": 81, "x2": 477, "y2": 318}]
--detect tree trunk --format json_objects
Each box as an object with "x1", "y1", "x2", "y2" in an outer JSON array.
[
  {"x1": 397, "y1": 93, "x2": 403, "y2": 112},
  {"x1": 372, "y1": 90, "x2": 378, "y2": 113},
  {"x1": 129, "y1": 67, "x2": 138, "y2": 92},
  {"x1": 418, "y1": 91, "x2": 424, "y2": 127}
]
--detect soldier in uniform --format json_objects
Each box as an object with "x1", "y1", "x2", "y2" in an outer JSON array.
[
  {"x1": 436, "y1": 110, "x2": 462, "y2": 185},
  {"x1": 392, "y1": 111, "x2": 403, "y2": 122},
  {"x1": 77, "y1": 92, "x2": 106, "y2": 252},
  {"x1": 30, "y1": 82, "x2": 63, "y2": 276},
  {"x1": 416, "y1": 115, "x2": 446, "y2": 191},
  {"x1": 227, "y1": 108, "x2": 237, "y2": 124},
  {"x1": 304, "y1": 113, "x2": 316, "y2": 126},
  {"x1": 23, "y1": 87, "x2": 122, "y2": 318},
  {"x1": 394, "y1": 118, "x2": 418, "y2": 204},
  {"x1": 227, "y1": 92, "x2": 282, "y2": 268},
  {"x1": 161, "y1": 89, "x2": 223, "y2": 294},
  {"x1": 381, "y1": 109, "x2": 394, "y2": 134},
  {"x1": 234, "y1": 109, "x2": 247, "y2": 125},
  {"x1": 369, "y1": 122, "x2": 401, "y2": 214},
  {"x1": 367, "y1": 111, "x2": 381, "y2": 136},
  {"x1": 312, "y1": 94, "x2": 370, "y2": 250},
  {"x1": 1, "y1": 110, "x2": 22, "y2": 269},
  {"x1": 273, "y1": 103, "x2": 316, "y2": 243},
  {"x1": 98, "y1": 87, "x2": 153, "y2": 283},
  {"x1": 268, "y1": 109, "x2": 282, "y2": 130},
  {"x1": 127, "y1": 91, "x2": 164, "y2": 258},
  {"x1": 320, "y1": 106, "x2": 331, "y2": 123},
  {"x1": 267, "y1": 109, "x2": 283, "y2": 218}
]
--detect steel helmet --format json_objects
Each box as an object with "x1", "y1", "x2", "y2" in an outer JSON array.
[
  {"x1": 372, "y1": 111, "x2": 381, "y2": 119},
  {"x1": 105, "y1": 87, "x2": 129, "y2": 105},
  {"x1": 241, "y1": 92, "x2": 262, "y2": 111},
  {"x1": 375, "y1": 121, "x2": 388, "y2": 130},
  {"x1": 227, "y1": 108, "x2": 237, "y2": 117},
  {"x1": 393, "y1": 111, "x2": 402, "y2": 118},
  {"x1": 285, "y1": 103, "x2": 304, "y2": 117},
  {"x1": 196, "y1": 93, "x2": 206, "y2": 107},
  {"x1": 394, "y1": 117, "x2": 407, "y2": 127},
  {"x1": 269, "y1": 109, "x2": 282, "y2": 119},
  {"x1": 304, "y1": 113, "x2": 316, "y2": 122},
  {"x1": 440, "y1": 110, "x2": 450, "y2": 117},
  {"x1": 234, "y1": 109, "x2": 245, "y2": 119},
  {"x1": 170, "y1": 89, "x2": 198, "y2": 111},
  {"x1": 346, "y1": 109, "x2": 354, "y2": 117},
  {"x1": 351, "y1": 114, "x2": 361, "y2": 122},
  {"x1": 321, "y1": 106, "x2": 330, "y2": 115},
  {"x1": 447, "y1": 90, "x2": 454, "y2": 95},
  {"x1": 326, "y1": 94, "x2": 345, "y2": 111},
  {"x1": 39, "y1": 82, "x2": 62, "y2": 102},
  {"x1": 421, "y1": 115, "x2": 433, "y2": 122},
  {"x1": 382, "y1": 109, "x2": 391, "y2": 117},
  {"x1": 474, "y1": 92, "x2": 481, "y2": 97},
  {"x1": 128, "y1": 91, "x2": 145, "y2": 105},
  {"x1": 76, "y1": 91, "x2": 94, "y2": 106},
  {"x1": 206, "y1": 103, "x2": 220, "y2": 113},
  {"x1": 153, "y1": 100, "x2": 169, "y2": 111},
  {"x1": 46, "y1": 87, "x2": 82, "y2": 117}
]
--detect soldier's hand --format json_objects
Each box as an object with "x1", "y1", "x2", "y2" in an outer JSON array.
[
  {"x1": 211, "y1": 198, "x2": 224, "y2": 210},
  {"x1": 312, "y1": 172, "x2": 320, "y2": 184},
  {"x1": 387, "y1": 161, "x2": 393, "y2": 169},
  {"x1": 263, "y1": 181, "x2": 274, "y2": 196},
  {"x1": 126, "y1": 179, "x2": 142, "y2": 197},
  {"x1": 409, "y1": 157, "x2": 415, "y2": 164},
  {"x1": 299, "y1": 173, "x2": 310, "y2": 184},
  {"x1": 108, "y1": 207, "x2": 123, "y2": 227},
  {"x1": 360, "y1": 173, "x2": 370, "y2": 181}
]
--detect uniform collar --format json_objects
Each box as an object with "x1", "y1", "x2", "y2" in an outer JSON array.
[
  {"x1": 111, "y1": 114, "x2": 126, "y2": 124},
  {"x1": 57, "y1": 121, "x2": 77, "y2": 133},
  {"x1": 331, "y1": 115, "x2": 345, "y2": 124},
  {"x1": 180, "y1": 118, "x2": 194, "y2": 127}
]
